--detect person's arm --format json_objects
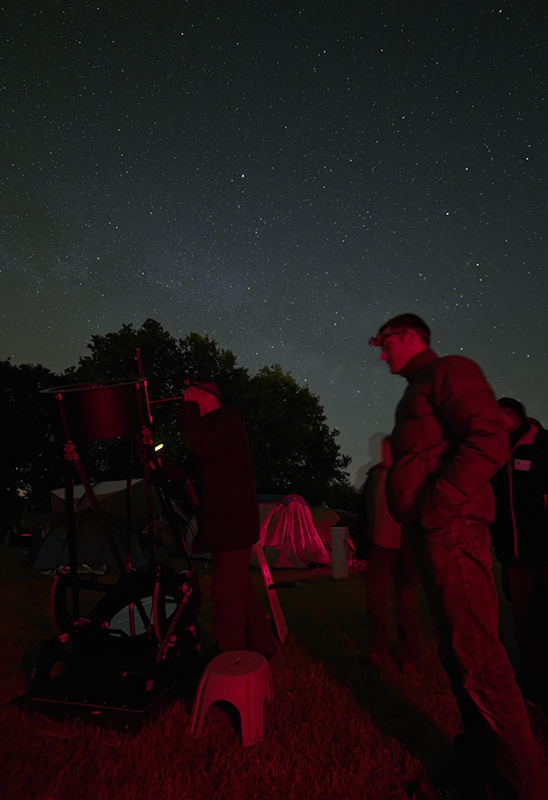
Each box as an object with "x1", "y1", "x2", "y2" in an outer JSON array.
[{"x1": 420, "y1": 357, "x2": 509, "y2": 531}]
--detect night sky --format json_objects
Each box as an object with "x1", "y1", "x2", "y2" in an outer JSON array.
[{"x1": 2, "y1": 0, "x2": 547, "y2": 486}]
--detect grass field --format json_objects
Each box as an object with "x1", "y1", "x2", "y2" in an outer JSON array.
[{"x1": 1, "y1": 543, "x2": 547, "y2": 800}]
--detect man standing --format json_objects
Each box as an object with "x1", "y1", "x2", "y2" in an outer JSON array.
[
  {"x1": 369, "y1": 314, "x2": 545, "y2": 800},
  {"x1": 362, "y1": 436, "x2": 421, "y2": 672},
  {"x1": 490, "y1": 397, "x2": 548, "y2": 711},
  {"x1": 179, "y1": 380, "x2": 277, "y2": 658}
]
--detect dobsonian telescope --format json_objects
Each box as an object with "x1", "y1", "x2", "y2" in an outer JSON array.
[{"x1": 24, "y1": 353, "x2": 201, "y2": 726}]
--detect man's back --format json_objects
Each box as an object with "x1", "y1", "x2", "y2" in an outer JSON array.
[{"x1": 179, "y1": 402, "x2": 259, "y2": 552}]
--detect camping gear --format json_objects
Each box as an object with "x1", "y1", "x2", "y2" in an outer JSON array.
[
  {"x1": 30, "y1": 508, "x2": 147, "y2": 571},
  {"x1": 254, "y1": 494, "x2": 331, "y2": 569},
  {"x1": 189, "y1": 651, "x2": 273, "y2": 746},
  {"x1": 309, "y1": 505, "x2": 340, "y2": 547},
  {"x1": 29, "y1": 479, "x2": 155, "y2": 571},
  {"x1": 184, "y1": 494, "x2": 331, "y2": 570}
]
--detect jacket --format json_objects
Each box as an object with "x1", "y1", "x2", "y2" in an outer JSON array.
[
  {"x1": 386, "y1": 348, "x2": 509, "y2": 532},
  {"x1": 178, "y1": 402, "x2": 260, "y2": 552},
  {"x1": 490, "y1": 419, "x2": 548, "y2": 566}
]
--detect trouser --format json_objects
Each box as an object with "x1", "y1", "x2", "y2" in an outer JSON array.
[
  {"x1": 364, "y1": 540, "x2": 421, "y2": 664},
  {"x1": 503, "y1": 563, "x2": 548, "y2": 705},
  {"x1": 410, "y1": 518, "x2": 545, "y2": 800},
  {"x1": 211, "y1": 547, "x2": 277, "y2": 656}
]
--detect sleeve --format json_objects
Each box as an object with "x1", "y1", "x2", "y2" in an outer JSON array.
[{"x1": 420, "y1": 358, "x2": 509, "y2": 531}]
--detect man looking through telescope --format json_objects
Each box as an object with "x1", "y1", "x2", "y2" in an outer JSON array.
[{"x1": 178, "y1": 380, "x2": 276, "y2": 658}]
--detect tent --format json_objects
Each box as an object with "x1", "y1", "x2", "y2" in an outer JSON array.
[
  {"x1": 30, "y1": 510, "x2": 147, "y2": 571},
  {"x1": 308, "y1": 505, "x2": 341, "y2": 548},
  {"x1": 30, "y1": 479, "x2": 154, "y2": 571},
  {"x1": 50, "y1": 478, "x2": 160, "y2": 518},
  {"x1": 254, "y1": 494, "x2": 331, "y2": 568}
]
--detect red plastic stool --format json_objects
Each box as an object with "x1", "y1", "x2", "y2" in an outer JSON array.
[{"x1": 189, "y1": 650, "x2": 273, "y2": 746}]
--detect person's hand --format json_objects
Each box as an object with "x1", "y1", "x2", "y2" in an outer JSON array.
[{"x1": 183, "y1": 386, "x2": 201, "y2": 404}]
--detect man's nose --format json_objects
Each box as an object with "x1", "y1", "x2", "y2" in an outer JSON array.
[{"x1": 380, "y1": 351, "x2": 388, "y2": 362}]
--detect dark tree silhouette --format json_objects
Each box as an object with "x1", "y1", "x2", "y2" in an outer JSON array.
[
  {"x1": 240, "y1": 364, "x2": 353, "y2": 506},
  {"x1": 4, "y1": 320, "x2": 358, "y2": 518},
  {"x1": 0, "y1": 360, "x2": 63, "y2": 531}
]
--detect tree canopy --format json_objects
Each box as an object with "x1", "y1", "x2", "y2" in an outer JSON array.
[
  {"x1": 242, "y1": 364, "x2": 352, "y2": 504},
  {"x1": 3, "y1": 320, "x2": 357, "y2": 528},
  {"x1": 68, "y1": 319, "x2": 249, "y2": 401},
  {"x1": 0, "y1": 360, "x2": 63, "y2": 525}
]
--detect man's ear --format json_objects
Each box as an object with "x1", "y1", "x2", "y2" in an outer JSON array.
[
  {"x1": 406, "y1": 328, "x2": 425, "y2": 348},
  {"x1": 402, "y1": 328, "x2": 417, "y2": 344}
]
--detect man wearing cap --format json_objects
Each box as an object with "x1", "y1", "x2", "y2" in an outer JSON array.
[
  {"x1": 179, "y1": 380, "x2": 276, "y2": 658},
  {"x1": 369, "y1": 314, "x2": 545, "y2": 800}
]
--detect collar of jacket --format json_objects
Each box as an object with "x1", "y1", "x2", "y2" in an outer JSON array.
[
  {"x1": 513, "y1": 419, "x2": 541, "y2": 449},
  {"x1": 400, "y1": 348, "x2": 438, "y2": 382}
]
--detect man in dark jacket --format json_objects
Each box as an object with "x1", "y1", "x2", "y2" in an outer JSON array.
[
  {"x1": 369, "y1": 314, "x2": 545, "y2": 800},
  {"x1": 491, "y1": 397, "x2": 548, "y2": 710},
  {"x1": 179, "y1": 380, "x2": 276, "y2": 657}
]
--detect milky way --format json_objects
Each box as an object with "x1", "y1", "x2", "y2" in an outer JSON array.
[{"x1": 2, "y1": 0, "x2": 547, "y2": 484}]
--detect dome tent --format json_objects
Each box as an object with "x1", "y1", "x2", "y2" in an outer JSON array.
[
  {"x1": 29, "y1": 479, "x2": 155, "y2": 571},
  {"x1": 253, "y1": 494, "x2": 331, "y2": 569}
]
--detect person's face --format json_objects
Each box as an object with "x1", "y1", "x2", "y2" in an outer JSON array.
[{"x1": 379, "y1": 328, "x2": 416, "y2": 374}]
